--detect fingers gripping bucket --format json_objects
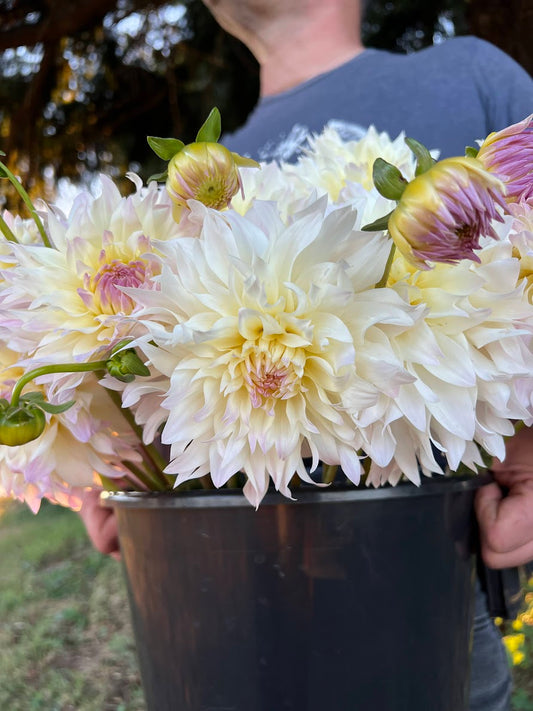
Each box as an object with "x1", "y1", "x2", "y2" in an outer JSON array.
[{"x1": 107, "y1": 477, "x2": 482, "y2": 711}]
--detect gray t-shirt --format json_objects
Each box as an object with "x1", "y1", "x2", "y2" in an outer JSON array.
[{"x1": 223, "y1": 36, "x2": 533, "y2": 161}]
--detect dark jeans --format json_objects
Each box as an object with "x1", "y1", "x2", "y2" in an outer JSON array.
[{"x1": 469, "y1": 581, "x2": 512, "y2": 711}]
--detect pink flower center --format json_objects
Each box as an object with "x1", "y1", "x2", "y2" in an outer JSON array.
[
  {"x1": 243, "y1": 349, "x2": 300, "y2": 412},
  {"x1": 82, "y1": 259, "x2": 148, "y2": 315}
]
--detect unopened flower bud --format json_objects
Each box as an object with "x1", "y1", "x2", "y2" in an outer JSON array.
[
  {"x1": 388, "y1": 156, "x2": 506, "y2": 269},
  {"x1": 166, "y1": 142, "x2": 258, "y2": 211},
  {"x1": 0, "y1": 403, "x2": 46, "y2": 446},
  {"x1": 106, "y1": 348, "x2": 150, "y2": 383},
  {"x1": 476, "y1": 114, "x2": 533, "y2": 203}
]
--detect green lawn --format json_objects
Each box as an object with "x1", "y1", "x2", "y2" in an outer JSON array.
[
  {"x1": 0, "y1": 498, "x2": 531, "y2": 710},
  {"x1": 0, "y1": 499, "x2": 144, "y2": 711}
]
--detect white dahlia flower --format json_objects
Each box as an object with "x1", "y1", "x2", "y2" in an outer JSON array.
[
  {"x1": 0, "y1": 175, "x2": 182, "y2": 364},
  {"x1": 0, "y1": 347, "x2": 142, "y2": 511},
  {"x1": 294, "y1": 125, "x2": 419, "y2": 200},
  {"x1": 361, "y1": 221, "x2": 533, "y2": 486},
  {"x1": 119, "y1": 199, "x2": 422, "y2": 505}
]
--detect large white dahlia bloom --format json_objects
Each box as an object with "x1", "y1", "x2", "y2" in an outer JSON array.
[
  {"x1": 120, "y1": 199, "x2": 423, "y2": 505},
  {"x1": 0, "y1": 175, "x2": 181, "y2": 364}
]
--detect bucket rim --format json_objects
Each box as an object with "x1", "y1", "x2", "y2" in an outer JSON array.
[{"x1": 103, "y1": 473, "x2": 491, "y2": 510}]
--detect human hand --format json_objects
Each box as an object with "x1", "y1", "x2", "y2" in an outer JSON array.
[
  {"x1": 475, "y1": 424, "x2": 533, "y2": 569},
  {"x1": 78, "y1": 488, "x2": 121, "y2": 560}
]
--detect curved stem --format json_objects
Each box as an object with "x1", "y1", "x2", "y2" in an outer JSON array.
[
  {"x1": 120, "y1": 460, "x2": 169, "y2": 492},
  {"x1": 322, "y1": 464, "x2": 338, "y2": 485},
  {"x1": 0, "y1": 159, "x2": 52, "y2": 248},
  {"x1": 0, "y1": 211, "x2": 18, "y2": 243},
  {"x1": 104, "y1": 388, "x2": 172, "y2": 489},
  {"x1": 375, "y1": 242, "x2": 396, "y2": 289},
  {"x1": 11, "y1": 361, "x2": 107, "y2": 407}
]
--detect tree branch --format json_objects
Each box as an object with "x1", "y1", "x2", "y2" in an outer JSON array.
[{"x1": 0, "y1": 0, "x2": 118, "y2": 51}]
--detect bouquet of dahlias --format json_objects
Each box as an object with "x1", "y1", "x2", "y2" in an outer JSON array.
[{"x1": 0, "y1": 109, "x2": 532, "y2": 510}]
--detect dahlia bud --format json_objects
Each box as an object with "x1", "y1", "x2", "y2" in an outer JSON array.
[
  {"x1": 387, "y1": 156, "x2": 506, "y2": 269},
  {"x1": 0, "y1": 401, "x2": 46, "y2": 446},
  {"x1": 476, "y1": 114, "x2": 533, "y2": 203},
  {"x1": 148, "y1": 107, "x2": 259, "y2": 214},
  {"x1": 106, "y1": 347, "x2": 150, "y2": 383},
  {"x1": 166, "y1": 142, "x2": 255, "y2": 211}
]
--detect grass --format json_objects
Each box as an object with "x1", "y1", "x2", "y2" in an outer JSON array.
[
  {"x1": 0, "y1": 497, "x2": 531, "y2": 710},
  {"x1": 0, "y1": 499, "x2": 145, "y2": 711}
]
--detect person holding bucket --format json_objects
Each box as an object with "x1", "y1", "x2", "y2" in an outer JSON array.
[{"x1": 80, "y1": 1, "x2": 533, "y2": 709}]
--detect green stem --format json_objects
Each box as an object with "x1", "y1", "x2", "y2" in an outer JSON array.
[
  {"x1": 199, "y1": 475, "x2": 215, "y2": 489},
  {"x1": 99, "y1": 474, "x2": 136, "y2": 492},
  {"x1": 121, "y1": 460, "x2": 169, "y2": 492},
  {"x1": 104, "y1": 388, "x2": 172, "y2": 489},
  {"x1": 0, "y1": 211, "x2": 18, "y2": 243},
  {"x1": 11, "y1": 361, "x2": 107, "y2": 407},
  {"x1": 0, "y1": 159, "x2": 52, "y2": 248},
  {"x1": 322, "y1": 464, "x2": 338, "y2": 485},
  {"x1": 375, "y1": 242, "x2": 396, "y2": 289}
]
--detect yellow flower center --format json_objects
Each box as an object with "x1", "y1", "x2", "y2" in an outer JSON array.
[{"x1": 194, "y1": 178, "x2": 234, "y2": 210}]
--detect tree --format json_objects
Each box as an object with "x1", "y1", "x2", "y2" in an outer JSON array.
[
  {"x1": 0, "y1": 0, "x2": 530, "y2": 210},
  {"x1": 465, "y1": 0, "x2": 533, "y2": 77},
  {"x1": 0, "y1": 0, "x2": 259, "y2": 208}
]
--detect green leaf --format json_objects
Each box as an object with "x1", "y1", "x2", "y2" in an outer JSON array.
[
  {"x1": 20, "y1": 392, "x2": 75, "y2": 414},
  {"x1": 405, "y1": 137, "x2": 435, "y2": 176},
  {"x1": 38, "y1": 400, "x2": 76, "y2": 415},
  {"x1": 148, "y1": 170, "x2": 168, "y2": 183},
  {"x1": 147, "y1": 136, "x2": 185, "y2": 161},
  {"x1": 361, "y1": 210, "x2": 395, "y2": 232},
  {"x1": 196, "y1": 107, "x2": 221, "y2": 143},
  {"x1": 0, "y1": 150, "x2": 5, "y2": 156},
  {"x1": 465, "y1": 145, "x2": 479, "y2": 158},
  {"x1": 19, "y1": 392, "x2": 45, "y2": 402},
  {"x1": 372, "y1": 158, "x2": 408, "y2": 201}
]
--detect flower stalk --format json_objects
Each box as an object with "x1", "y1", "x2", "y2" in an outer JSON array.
[
  {"x1": 322, "y1": 464, "x2": 339, "y2": 485},
  {"x1": 0, "y1": 210, "x2": 18, "y2": 243},
  {"x1": 104, "y1": 388, "x2": 173, "y2": 490},
  {"x1": 375, "y1": 243, "x2": 396, "y2": 289},
  {"x1": 0, "y1": 157, "x2": 52, "y2": 248},
  {"x1": 10, "y1": 361, "x2": 107, "y2": 408}
]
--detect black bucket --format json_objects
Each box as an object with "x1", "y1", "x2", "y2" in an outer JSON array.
[{"x1": 107, "y1": 476, "x2": 484, "y2": 711}]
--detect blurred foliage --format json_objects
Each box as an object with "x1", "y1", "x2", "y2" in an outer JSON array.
[{"x1": 0, "y1": 0, "x2": 531, "y2": 209}]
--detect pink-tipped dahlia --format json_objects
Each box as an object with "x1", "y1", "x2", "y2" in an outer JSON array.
[
  {"x1": 477, "y1": 114, "x2": 533, "y2": 203},
  {"x1": 166, "y1": 142, "x2": 257, "y2": 211},
  {"x1": 387, "y1": 156, "x2": 506, "y2": 269}
]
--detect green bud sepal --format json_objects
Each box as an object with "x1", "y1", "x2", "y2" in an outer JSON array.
[
  {"x1": 147, "y1": 137, "x2": 186, "y2": 161},
  {"x1": 195, "y1": 107, "x2": 222, "y2": 143},
  {"x1": 372, "y1": 158, "x2": 408, "y2": 201},
  {"x1": 405, "y1": 137, "x2": 436, "y2": 176},
  {"x1": 106, "y1": 344, "x2": 150, "y2": 383},
  {"x1": 361, "y1": 209, "x2": 395, "y2": 232}
]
